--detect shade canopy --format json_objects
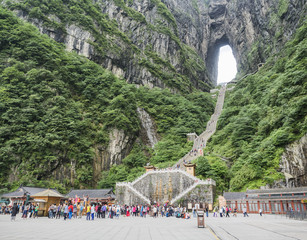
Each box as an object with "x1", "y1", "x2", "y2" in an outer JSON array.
[{"x1": 31, "y1": 189, "x2": 64, "y2": 198}]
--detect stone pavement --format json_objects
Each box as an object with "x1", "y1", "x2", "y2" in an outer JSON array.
[
  {"x1": 206, "y1": 214, "x2": 307, "y2": 240},
  {"x1": 0, "y1": 214, "x2": 306, "y2": 240},
  {"x1": 0, "y1": 214, "x2": 215, "y2": 240}
]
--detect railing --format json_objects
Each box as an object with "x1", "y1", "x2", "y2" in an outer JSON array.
[
  {"x1": 170, "y1": 179, "x2": 214, "y2": 205},
  {"x1": 170, "y1": 183, "x2": 198, "y2": 205},
  {"x1": 286, "y1": 211, "x2": 307, "y2": 221},
  {"x1": 116, "y1": 182, "x2": 150, "y2": 204}
]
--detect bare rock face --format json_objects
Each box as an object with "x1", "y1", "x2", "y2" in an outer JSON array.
[
  {"x1": 12, "y1": 0, "x2": 306, "y2": 87},
  {"x1": 7, "y1": 0, "x2": 306, "y2": 180},
  {"x1": 137, "y1": 107, "x2": 159, "y2": 148},
  {"x1": 280, "y1": 134, "x2": 307, "y2": 187},
  {"x1": 92, "y1": 129, "x2": 134, "y2": 182}
]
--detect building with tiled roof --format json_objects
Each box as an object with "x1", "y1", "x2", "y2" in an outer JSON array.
[
  {"x1": 66, "y1": 189, "x2": 115, "y2": 202},
  {"x1": 223, "y1": 187, "x2": 307, "y2": 214}
]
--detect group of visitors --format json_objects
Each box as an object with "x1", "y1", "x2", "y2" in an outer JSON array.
[
  {"x1": 46, "y1": 202, "x2": 193, "y2": 220},
  {"x1": 211, "y1": 206, "x2": 259, "y2": 217},
  {"x1": 6, "y1": 202, "x2": 39, "y2": 221}
]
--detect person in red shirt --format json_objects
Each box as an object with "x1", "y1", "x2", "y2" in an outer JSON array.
[{"x1": 68, "y1": 204, "x2": 74, "y2": 219}]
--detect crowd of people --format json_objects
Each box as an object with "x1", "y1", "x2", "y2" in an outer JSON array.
[
  {"x1": 4, "y1": 200, "x2": 195, "y2": 221},
  {"x1": 3, "y1": 197, "x2": 263, "y2": 221},
  {"x1": 46, "y1": 203, "x2": 192, "y2": 220}
]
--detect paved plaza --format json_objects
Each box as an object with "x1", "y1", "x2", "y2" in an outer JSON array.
[{"x1": 0, "y1": 214, "x2": 306, "y2": 240}]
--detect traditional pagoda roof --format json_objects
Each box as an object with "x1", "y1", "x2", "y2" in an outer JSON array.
[
  {"x1": 32, "y1": 189, "x2": 64, "y2": 198},
  {"x1": 1, "y1": 186, "x2": 57, "y2": 198},
  {"x1": 66, "y1": 189, "x2": 115, "y2": 199}
]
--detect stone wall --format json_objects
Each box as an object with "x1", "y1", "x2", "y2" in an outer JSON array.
[
  {"x1": 280, "y1": 134, "x2": 307, "y2": 187},
  {"x1": 133, "y1": 171, "x2": 195, "y2": 203},
  {"x1": 116, "y1": 170, "x2": 215, "y2": 207}
]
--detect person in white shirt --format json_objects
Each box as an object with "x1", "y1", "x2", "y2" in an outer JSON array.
[{"x1": 91, "y1": 205, "x2": 95, "y2": 220}]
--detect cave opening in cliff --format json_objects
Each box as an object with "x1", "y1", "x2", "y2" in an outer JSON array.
[{"x1": 217, "y1": 45, "x2": 237, "y2": 84}]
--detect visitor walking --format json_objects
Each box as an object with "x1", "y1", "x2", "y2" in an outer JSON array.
[
  {"x1": 64, "y1": 204, "x2": 69, "y2": 220},
  {"x1": 259, "y1": 208, "x2": 263, "y2": 216},
  {"x1": 86, "y1": 205, "x2": 91, "y2": 220},
  {"x1": 78, "y1": 204, "x2": 84, "y2": 218},
  {"x1": 11, "y1": 203, "x2": 18, "y2": 221},
  {"x1": 225, "y1": 206, "x2": 230, "y2": 217},
  {"x1": 233, "y1": 207, "x2": 237, "y2": 217},
  {"x1": 33, "y1": 204, "x2": 39, "y2": 218},
  {"x1": 243, "y1": 207, "x2": 249, "y2": 217},
  {"x1": 213, "y1": 206, "x2": 218, "y2": 217},
  {"x1": 91, "y1": 204, "x2": 95, "y2": 220},
  {"x1": 219, "y1": 207, "x2": 223, "y2": 217}
]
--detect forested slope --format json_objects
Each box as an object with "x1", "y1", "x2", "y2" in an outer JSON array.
[
  {"x1": 205, "y1": 19, "x2": 307, "y2": 191},
  {"x1": 0, "y1": 7, "x2": 214, "y2": 192}
]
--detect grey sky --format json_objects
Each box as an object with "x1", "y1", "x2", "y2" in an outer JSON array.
[{"x1": 217, "y1": 45, "x2": 237, "y2": 84}]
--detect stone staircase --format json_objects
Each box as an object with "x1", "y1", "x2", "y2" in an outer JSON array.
[
  {"x1": 116, "y1": 86, "x2": 225, "y2": 206},
  {"x1": 173, "y1": 85, "x2": 227, "y2": 169},
  {"x1": 116, "y1": 182, "x2": 151, "y2": 204}
]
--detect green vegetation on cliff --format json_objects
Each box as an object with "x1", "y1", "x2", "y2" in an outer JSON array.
[
  {"x1": 0, "y1": 7, "x2": 214, "y2": 192},
  {"x1": 206, "y1": 19, "x2": 307, "y2": 191},
  {"x1": 4, "y1": 0, "x2": 211, "y2": 93}
]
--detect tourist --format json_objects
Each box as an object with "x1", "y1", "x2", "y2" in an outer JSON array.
[
  {"x1": 68, "y1": 204, "x2": 73, "y2": 219},
  {"x1": 22, "y1": 204, "x2": 28, "y2": 219},
  {"x1": 153, "y1": 206, "x2": 157, "y2": 218},
  {"x1": 48, "y1": 205, "x2": 53, "y2": 219},
  {"x1": 116, "y1": 205, "x2": 120, "y2": 218},
  {"x1": 102, "y1": 204, "x2": 107, "y2": 218},
  {"x1": 63, "y1": 204, "x2": 69, "y2": 220},
  {"x1": 73, "y1": 204, "x2": 77, "y2": 218},
  {"x1": 11, "y1": 203, "x2": 18, "y2": 221},
  {"x1": 126, "y1": 206, "x2": 130, "y2": 217},
  {"x1": 225, "y1": 206, "x2": 230, "y2": 217},
  {"x1": 233, "y1": 207, "x2": 237, "y2": 217},
  {"x1": 219, "y1": 207, "x2": 223, "y2": 217},
  {"x1": 56, "y1": 204, "x2": 61, "y2": 219},
  {"x1": 259, "y1": 208, "x2": 263, "y2": 216},
  {"x1": 161, "y1": 206, "x2": 165, "y2": 217},
  {"x1": 97, "y1": 204, "x2": 102, "y2": 218},
  {"x1": 205, "y1": 206, "x2": 209, "y2": 217},
  {"x1": 243, "y1": 207, "x2": 248, "y2": 217},
  {"x1": 86, "y1": 204, "x2": 91, "y2": 220},
  {"x1": 91, "y1": 204, "x2": 95, "y2": 220},
  {"x1": 110, "y1": 205, "x2": 115, "y2": 219},
  {"x1": 213, "y1": 206, "x2": 218, "y2": 217},
  {"x1": 33, "y1": 204, "x2": 39, "y2": 218},
  {"x1": 78, "y1": 203, "x2": 84, "y2": 218}
]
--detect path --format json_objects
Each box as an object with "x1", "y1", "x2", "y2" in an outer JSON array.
[
  {"x1": 1, "y1": 214, "x2": 307, "y2": 240},
  {"x1": 174, "y1": 85, "x2": 227, "y2": 169}
]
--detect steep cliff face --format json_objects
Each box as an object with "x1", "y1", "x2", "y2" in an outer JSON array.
[
  {"x1": 1, "y1": 1, "x2": 306, "y2": 190},
  {"x1": 8, "y1": 0, "x2": 211, "y2": 93},
  {"x1": 137, "y1": 107, "x2": 159, "y2": 148},
  {"x1": 8, "y1": 0, "x2": 306, "y2": 86},
  {"x1": 280, "y1": 134, "x2": 307, "y2": 187}
]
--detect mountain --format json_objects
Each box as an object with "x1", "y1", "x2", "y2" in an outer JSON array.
[{"x1": 0, "y1": 0, "x2": 306, "y2": 193}]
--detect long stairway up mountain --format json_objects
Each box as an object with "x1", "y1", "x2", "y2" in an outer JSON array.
[{"x1": 174, "y1": 85, "x2": 227, "y2": 169}]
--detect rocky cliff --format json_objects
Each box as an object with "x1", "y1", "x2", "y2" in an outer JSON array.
[
  {"x1": 5, "y1": 0, "x2": 306, "y2": 87},
  {"x1": 281, "y1": 134, "x2": 307, "y2": 187},
  {"x1": 1, "y1": 0, "x2": 306, "y2": 189}
]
